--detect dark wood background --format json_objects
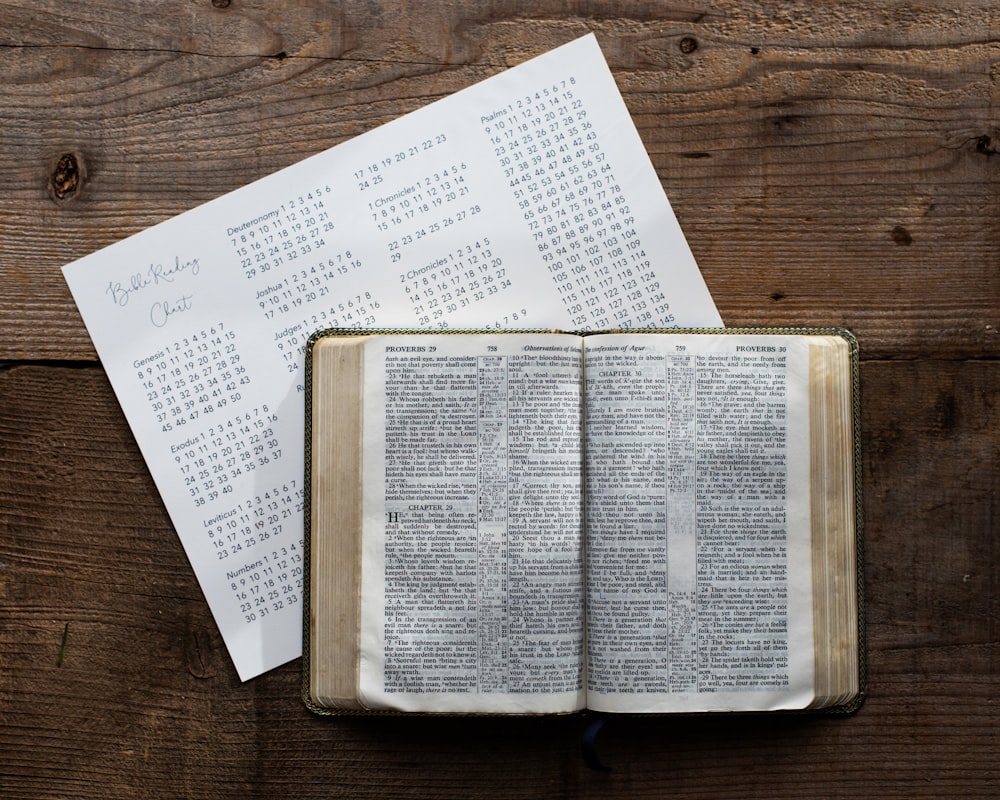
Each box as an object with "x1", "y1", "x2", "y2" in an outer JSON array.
[{"x1": 1, "y1": 2, "x2": 996, "y2": 797}]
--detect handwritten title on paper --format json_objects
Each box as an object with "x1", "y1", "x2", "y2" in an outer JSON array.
[{"x1": 105, "y1": 255, "x2": 202, "y2": 327}]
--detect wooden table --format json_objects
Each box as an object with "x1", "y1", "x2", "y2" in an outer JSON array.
[{"x1": 2, "y1": 2, "x2": 996, "y2": 797}]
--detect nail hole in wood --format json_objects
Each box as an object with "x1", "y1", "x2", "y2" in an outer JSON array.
[{"x1": 891, "y1": 225, "x2": 913, "y2": 246}]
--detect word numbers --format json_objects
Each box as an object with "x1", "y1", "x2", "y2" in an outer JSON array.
[
  {"x1": 136, "y1": 323, "x2": 248, "y2": 434},
  {"x1": 484, "y1": 77, "x2": 670, "y2": 329},
  {"x1": 400, "y1": 238, "x2": 513, "y2": 327},
  {"x1": 173, "y1": 404, "x2": 283, "y2": 508}
]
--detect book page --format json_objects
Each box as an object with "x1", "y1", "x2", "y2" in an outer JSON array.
[
  {"x1": 60, "y1": 34, "x2": 720, "y2": 680},
  {"x1": 357, "y1": 334, "x2": 586, "y2": 713},
  {"x1": 583, "y1": 334, "x2": 815, "y2": 713}
]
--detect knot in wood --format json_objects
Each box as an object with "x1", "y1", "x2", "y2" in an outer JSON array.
[
  {"x1": 975, "y1": 135, "x2": 997, "y2": 156},
  {"x1": 50, "y1": 153, "x2": 83, "y2": 201}
]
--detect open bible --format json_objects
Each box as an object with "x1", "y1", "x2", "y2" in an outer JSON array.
[{"x1": 303, "y1": 328, "x2": 863, "y2": 715}]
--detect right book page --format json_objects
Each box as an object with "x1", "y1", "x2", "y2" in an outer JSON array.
[{"x1": 582, "y1": 331, "x2": 857, "y2": 714}]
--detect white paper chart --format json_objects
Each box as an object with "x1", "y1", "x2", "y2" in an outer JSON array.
[{"x1": 63, "y1": 34, "x2": 722, "y2": 680}]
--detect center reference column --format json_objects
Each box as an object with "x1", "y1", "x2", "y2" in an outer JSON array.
[
  {"x1": 665, "y1": 351, "x2": 698, "y2": 691},
  {"x1": 476, "y1": 354, "x2": 510, "y2": 692}
]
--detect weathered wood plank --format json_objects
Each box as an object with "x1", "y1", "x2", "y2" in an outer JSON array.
[
  {"x1": 1, "y1": 360, "x2": 995, "y2": 798},
  {"x1": 0, "y1": 1, "x2": 997, "y2": 360}
]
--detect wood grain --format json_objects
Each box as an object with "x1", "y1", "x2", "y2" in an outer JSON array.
[
  {"x1": 1, "y1": 360, "x2": 996, "y2": 799},
  {"x1": 1, "y1": 1, "x2": 997, "y2": 359},
  {"x1": 1, "y1": 2, "x2": 997, "y2": 797}
]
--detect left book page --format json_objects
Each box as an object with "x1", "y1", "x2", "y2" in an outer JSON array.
[
  {"x1": 309, "y1": 332, "x2": 587, "y2": 714},
  {"x1": 62, "y1": 34, "x2": 721, "y2": 680}
]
